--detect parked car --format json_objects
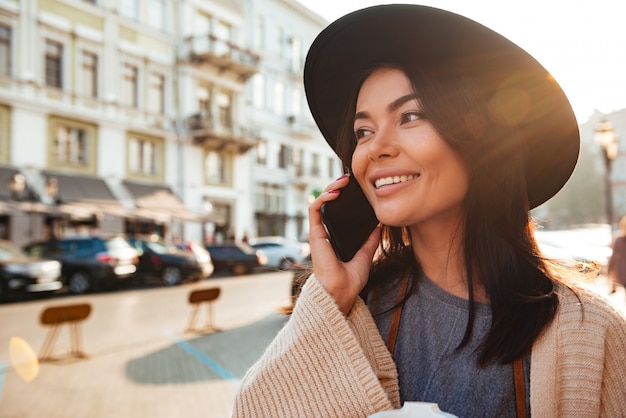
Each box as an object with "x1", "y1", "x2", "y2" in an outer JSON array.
[
  {"x1": 173, "y1": 241, "x2": 215, "y2": 278},
  {"x1": 535, "y1": 226, "x2": 613, "y2": 273},
  {"x1": 248, "y1": 236, "x2": 311, "y2": 270},
  {"x1": 205, "y1": 243, "x2": 268, "y2": 275},
  {"x1": 0, "y1": 240, "x2": 63, "y2": 300},
  {"x1": 127, "y1": 237, "x2": 203, "y2": 286},
  {"x1": 23, "y1": 236, "x2": 138, "y2": 295}
]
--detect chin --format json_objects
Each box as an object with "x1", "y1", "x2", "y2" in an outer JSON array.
[{"x1": 376, "y1": 216, "x2": 408, "y2": 228}]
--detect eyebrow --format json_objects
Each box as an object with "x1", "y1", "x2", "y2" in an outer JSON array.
[{"x1": 353, "y1": 93, "x2": 420, "y2": 123}]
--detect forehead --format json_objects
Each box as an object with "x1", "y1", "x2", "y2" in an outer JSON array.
[{"x1": 356, "y1": 67, "x2": 416, "y2": 109}]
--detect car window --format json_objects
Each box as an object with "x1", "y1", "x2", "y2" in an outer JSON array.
[
  {"x1": 0, "y1": 242, "x2": 23, "y2": 259},
  {"x1": 24, "y1": 244, "x2": 41, "y2": 258},
  {"x1": 106, "y1": 237, "x2": 132, "y2": 251},
  {"x1": 145, "y1": 241, "x2": 168, "y2": 254}
]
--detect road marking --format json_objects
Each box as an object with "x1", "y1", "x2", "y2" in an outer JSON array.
[{"x1": 166, "y1": 333, "x2": 239, "y2": 382}]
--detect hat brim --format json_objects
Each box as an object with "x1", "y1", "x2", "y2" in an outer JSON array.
[{"x1": 304, "y1": 4, "x2": 579, "y2": 209}]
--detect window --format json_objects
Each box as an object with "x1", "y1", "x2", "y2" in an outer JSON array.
[
  {"x1": 45, "y1": 40, "x2": 63, "y2": 88},
  {"x1": 311, "y1": 153, "x2": 320, "y2": 176},
  {"x1": 252, "y1": 74, "x2": 265, "y2": 109},
  {"x1": 274, "y1": 81, "x2": 284, "y2": 115},
  {"x1": 49, "y1": 116, "x2": 96, "y2": 172},
  {"x1": 148, "y1": 0, "x2": 166, "y2": 31},
  {"x1": 254, "y1": 15, "x2": 265, "y2": 49},
  {"x1": 290, "y1": 36, "x2": 301, "y2": 72},
  {"x1": 120, "y1": 0, "x2": 139, "y2": 20},
  {"x1": 81, "y1": 50, "x2": 98, "y2": 98},
  {"x1": 214, "y1": 20, "x2": 232, "y2": 57},
  {"x1": 122, "y1": 64, "x2": 138, "y2": 108},
  {"x1": 256, "y1": 140, "x2": 267, "y2": 165},
  {"x1": 293, "y1": 148, "x2": 304, "y2": 176},
  {"x1": 148, "y1": 72, "x2": 165, "y2": 114},
  {"x1": 328, "y1": 157, "x2": 337, "y2": 178},
  {"x1": 0, "y1": 24, "x2": 11, "y2": 76},
  {"x1": 0, "y1": 105, "x2": 9, "y2": 163},
  {"x1": 198, "y1": 84, "x2": 211, "y2": 119},
  {"x1": 276, "y1": 26, "x2": 284, "y2": 57},
  {"x1": 256, "y1": 183, "x2": 285, "y2": 213},
  {"x1": 204, "y1": 150, "x2": 229, "y2": 185},
  {"x1": 291, "y1": 87, "x2": 301, "y2": 118},
  {"x1": 128, "y1": 135, "x2": 161, "y2": 177},
  {"x1": 55, "y1": 126, "x2": 87, "y2": 165},
  {"x1": 217, "y1": 90, "x2": 232, "y2": 129},
  {"x1": 278, "y1": 144, "x2": 289, "y2": 169}
]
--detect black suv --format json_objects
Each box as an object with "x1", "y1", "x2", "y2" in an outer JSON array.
[
  {"x1": 205, "y1": 243, "x2": 267, "y2": 275},
  {"x1": 127, "y1": 237, "x2": 203, "y2": 286},
  {"x1": 23, "y1": 236, "x2": 138, "y2": 294}
]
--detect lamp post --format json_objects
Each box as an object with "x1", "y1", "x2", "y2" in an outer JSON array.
[{"x1": 594, "y1": 119, "x2": 619, "y2": 228}]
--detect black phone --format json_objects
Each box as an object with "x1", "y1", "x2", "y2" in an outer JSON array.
[{"x1": 321, "y1": 175, "x2": 379, "y2": 262}]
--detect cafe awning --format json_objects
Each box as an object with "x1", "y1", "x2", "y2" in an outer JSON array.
[
  {"x1": 122, "y1": 181, "x2": 201, "y2": 222},
  {"x1": 44, "y1": 172, "x2": 131, "y2": 219}
]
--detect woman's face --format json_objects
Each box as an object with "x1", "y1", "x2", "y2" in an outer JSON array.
[{"x1": 351, "y1": 67, "x2": 469, "y2": 229}]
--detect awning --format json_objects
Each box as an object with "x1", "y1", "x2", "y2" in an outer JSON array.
[
  {"x1": 44, "y1": 172, "x2": 131, "y2": 219},
  {"x1": 122, "y1": 181, "x2": 201, "y2": 222}
]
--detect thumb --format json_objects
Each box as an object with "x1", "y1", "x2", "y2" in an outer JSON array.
[{"x1": 355, "y1": 225, "x2": 381, "y2": 261}]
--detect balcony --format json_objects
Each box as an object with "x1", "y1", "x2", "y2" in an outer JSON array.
[
  {"x1": 186, "y1": 114, "x2": 258, "y2": 154},
  {"x1": 183, "y1": 34, "x2": 260, "y2": 82}
]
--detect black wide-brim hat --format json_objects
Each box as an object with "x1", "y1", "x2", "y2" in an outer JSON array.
[{"x1": 304, "y1": 4, "x2": 580, "y2": 209}]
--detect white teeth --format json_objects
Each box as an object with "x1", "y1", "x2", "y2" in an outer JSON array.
[{"x1": 374, "y1": 174, "x2": 419, "y2": 189}]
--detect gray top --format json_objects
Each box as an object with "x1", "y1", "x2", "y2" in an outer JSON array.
[{"x1": 366, "y1": 274, "x2": 530, "y2": 417}]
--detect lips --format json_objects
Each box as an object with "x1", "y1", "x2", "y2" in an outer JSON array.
[{"x1": 374, "y1": 174, "x2": 420, "y2": 189}]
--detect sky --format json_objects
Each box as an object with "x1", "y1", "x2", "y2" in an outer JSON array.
[{"x1": 295, "y1": 0, "x2": 626, "y2": 124}]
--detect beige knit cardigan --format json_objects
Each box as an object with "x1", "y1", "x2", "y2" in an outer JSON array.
[{"x1": 233, "y1": 276, "x2": 626, "y2": 417}]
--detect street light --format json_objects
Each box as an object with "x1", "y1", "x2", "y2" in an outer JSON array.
[{"x1": 594, "y1": 119, "x2": 619, "y2": 228}]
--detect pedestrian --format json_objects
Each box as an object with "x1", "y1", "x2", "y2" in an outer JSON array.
[
  {"x1": 233, "y1": 4, "x2": 626, "y2": 417},
  {"x1": 608, "y1": 215, "x2": 626, "y2": 293}
]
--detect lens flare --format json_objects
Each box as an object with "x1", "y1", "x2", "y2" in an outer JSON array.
[{"x1": 9, "y1": 337, "x2": 39, "y2": 382}]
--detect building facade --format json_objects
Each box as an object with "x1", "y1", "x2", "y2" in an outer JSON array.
[{"x1": 0, "y1": 0, "x2": 335, "y2": 247}]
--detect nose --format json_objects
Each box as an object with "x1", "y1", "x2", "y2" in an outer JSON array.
[{"x1": 367, "y1": 126, "x2": 399, "y2": 161}]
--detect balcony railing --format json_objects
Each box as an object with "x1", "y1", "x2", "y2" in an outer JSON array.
[
  {"x1": 183, "y1": 34, "x2": 260, "y2": 81},
  {"x1": 186, "y1": 113, "x2": 258, "y2": 154}
]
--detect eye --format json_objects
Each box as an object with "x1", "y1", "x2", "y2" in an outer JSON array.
[
  {"x1": 400, "y1": 111, "x2": 425, "y2": 124},
  {"x1": 354, "y1": 127, "x2": 374, "y2": 140}
]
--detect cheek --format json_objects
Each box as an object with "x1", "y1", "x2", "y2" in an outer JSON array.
[{"x1": 350, "y1": 146, "x2": 368, "y2": 175}]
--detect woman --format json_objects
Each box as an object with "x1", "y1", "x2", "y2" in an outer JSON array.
[
  {"x1": 233, "y1": 5, "x2": 626, "y2": 417},
  {"x1": 608, "y1": 215, "x2": 626, "y2": 294}
]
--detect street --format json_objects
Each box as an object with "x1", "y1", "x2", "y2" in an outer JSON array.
[
  {"x1": 0, "y1": 271, "x2": 624, "y2": 418},
  {"x1": 0, "y1": 271, "x2": 293, "y2": 418}
]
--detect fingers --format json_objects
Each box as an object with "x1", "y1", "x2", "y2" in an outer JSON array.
[
  {"x1": 308, "y1": 174, "x2": 350, "y2": 232},
  {"x1": 353, "y1": 225, "x2": 381, "y2": 265}
]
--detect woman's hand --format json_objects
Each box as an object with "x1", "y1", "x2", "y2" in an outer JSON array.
[{"x1": 308, "y1": 174, "x2": 381, "y2": 315}]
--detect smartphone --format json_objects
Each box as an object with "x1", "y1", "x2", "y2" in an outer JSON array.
[{"x1": 321, "y1": 175, "x2": 379, "y2": 262}]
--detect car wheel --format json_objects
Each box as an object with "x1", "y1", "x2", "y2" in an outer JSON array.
[
  {"x1": 161, "y1": 266, "x2": 182, "y2": 286},
  {"x1": 68, "y1": 271, "x2": 91, "y2": 294},
  {"x1": 232, "y1": 263, "x2": 248, "y2": 276},
  {"x1": 279, "y1": 258, "x2": 295, "y2": 270}
]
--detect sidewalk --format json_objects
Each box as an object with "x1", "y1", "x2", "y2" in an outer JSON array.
[
  {"x1": 0, "y1": 272, "x2": 624, "y2": 418},
  {"x1": 0, "y1": 272, "x2": 293, "y2": 418}
]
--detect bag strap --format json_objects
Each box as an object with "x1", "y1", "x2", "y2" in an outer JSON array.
[
  {"x1": 386, "y1": 272, "x2": 410, "y2": 355},
  {"x1": 385, "y1": 273, "x2": 527, "y2": 418},
  {"x1": 513, "y1": 357, "x2": 527, "y2": 418}
]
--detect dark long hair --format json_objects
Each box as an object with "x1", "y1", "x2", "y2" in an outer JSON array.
[{"x1": 336, "y1": 63, "x2": 561, "y2": 366}]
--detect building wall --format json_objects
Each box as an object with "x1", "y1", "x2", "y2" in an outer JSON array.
[{"x1": 0, "y1": 0, "x2": 338, "y2": 246}]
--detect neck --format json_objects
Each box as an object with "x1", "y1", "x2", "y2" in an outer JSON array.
[{"x1": 409, "y1": 219, "x2": 488, "y2": 303}]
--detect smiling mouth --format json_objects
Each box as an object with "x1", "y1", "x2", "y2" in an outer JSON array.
[{"x1": 374, "y1": 174, "x2": 420, "y2": 189}]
